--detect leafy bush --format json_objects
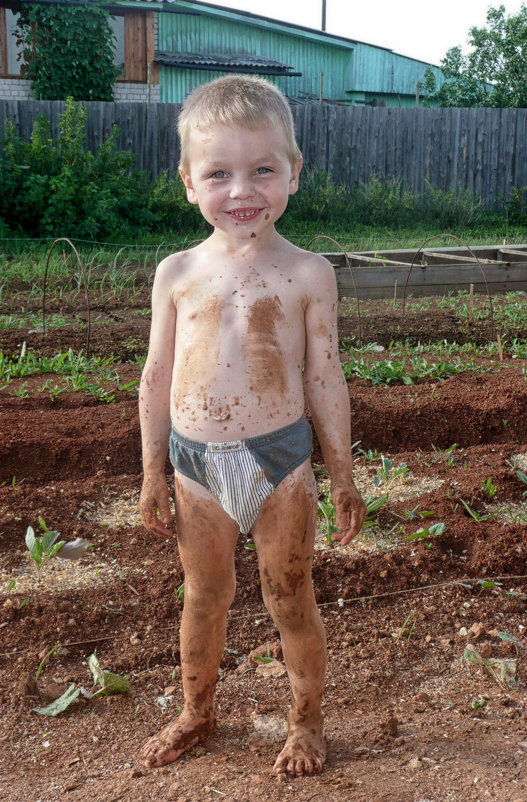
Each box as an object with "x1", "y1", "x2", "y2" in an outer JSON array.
[
  {"x1": 421, "y1": 180, "x2": 484, "y2": 228},
  {"x1": 16, "y1": 0, "x2": 118, "y2": 101},
  {"x1": 352, "y1": 175, "x2": 415, "y2": 227},
  {"x1": 0, "y1": 99, "x2": 196, "y2": 239},
  {"x1": 148, "y1": 171, "x2": 205, "y2": 234},
  {"x1": 281, "y1": 169, "x2": 353, "y2": 229}
]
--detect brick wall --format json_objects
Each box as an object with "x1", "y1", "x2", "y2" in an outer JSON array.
[
  {"x1": 114, "y1": 82, "x2": 160, "y2": 103},
  {"x1": 0, "y1": 78, "x2": 160, "y2": 103},
  {"x1": 0, "y1": 78, "x2": 33, "y2": 101}
]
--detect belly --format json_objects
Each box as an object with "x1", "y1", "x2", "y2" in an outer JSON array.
[{"x1": 170, "y1": 353, "x2": 304, "y2": 441}]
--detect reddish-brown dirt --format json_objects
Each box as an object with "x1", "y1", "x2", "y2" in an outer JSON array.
[{"x1": 1, "y1": 296, "x2": 527, "y2": 802}]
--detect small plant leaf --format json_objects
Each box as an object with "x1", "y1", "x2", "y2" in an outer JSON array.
[
  {"x1": 497, "y1": 631, "x2": 525, "y2": 648},
  {"x1": 41, "y1": 530, "x2": 61, "y2": 553},
  {"x1": 32, "y1": 684, "x2": 82, "y2": 716},
  {"x1": 88, "y1": 653, "x2": 131, "y2": 696},
  {"x1": 25, "y1": 525, "x2": 36, "y2": 553},
  {"x1": 405, "y1": 522, "x2": 445, "y2": 541}
]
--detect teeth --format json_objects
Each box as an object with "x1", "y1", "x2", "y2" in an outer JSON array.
[{"x1": 231, "y1": 210, "x2": 256, "y2": 218}]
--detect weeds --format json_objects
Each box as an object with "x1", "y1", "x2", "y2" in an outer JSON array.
[
  {"x1": 458, "y1": 498, "x2": 495, "y2": 522},
  {"x1": 481, "y1": 478, "x2": 498, "y2": 499},
  {"x1": 391, "y1": 610, "x2": 415, "y2": 640}
]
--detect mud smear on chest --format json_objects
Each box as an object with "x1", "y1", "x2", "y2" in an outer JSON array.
[
  {"x1": 243, "y1": 296, "x2": 288, "y2": 397},
  {"x1": 174, "y1": 297, "x2": 223, "y2": 408}
]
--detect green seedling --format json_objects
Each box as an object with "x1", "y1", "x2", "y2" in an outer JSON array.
[
  {"x1": 478, "y1": 579, "x2": 502, "y2": 590},
  {"x1": 391, "y1": 505, "x2": 435, "y2": 521},
  {"x1": 515, "y1": 469, "x2": 527, "y2": 497},
  {"x1": 7, "y1": 580, "x2": 16, "y2": 593},
  {"x1": 471, "y1": 695, "x2": 489, "y2": 710},
  {"x1": 25, "y1": 518, "x2": 90, "y2": 583},
  {"x1": 35, "y1": 644, "x2": 61, "y2": 683},
  {"x1": 361, "y1": 494, "x2": 389, "y2": 528},
  {"x1": 357, "y1": 447, "x2": 381, "y2": 463},
  {"x1": 25, "y1": 520, "x2": 65, "y2": 584},
  {"x1": 431, "y1": 442, "x2": 459, "y2": 466},
  {"x1": 481, "y1": 477, "x2": 498, "y2": 498},
  {"x1": 374, "y1": 456, "x2": 409, "y2": 487},
  {"x1": 391, "y1": 611, "x2": 415, "y2": 640},
  {"x1": 497, "y1": 631, "x2": 525, "y2": 655},
  {"x1": 251, "y1": 644, "x2": 275, "y2": 665},
  {"x1": 405, "y1": 522, "x2": 445, "y2": 541},
  {"x1": 458, "y1": 498, "x2": 495, "y2": 522},
  {"x1": 173, "y1": 583, "x2": 185, "y2": 600},
  {"x1": 317, "y1": 499, "x2": 338, "y2": 546}
]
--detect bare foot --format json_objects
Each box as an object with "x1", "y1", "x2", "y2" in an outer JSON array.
[
  {"x1": 273, "y1": 724, "x2": 326, "y2": 777},
  {"x1": 142, "y1": 711, "x2": 215, "y2": 768}
]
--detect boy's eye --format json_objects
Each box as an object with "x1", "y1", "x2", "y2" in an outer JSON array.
[
  {"x1": 209, "y1": 170, "x2": 228, "y2": 179},
  {"x1": 255, "y1": 167, "x2": 272, "y2": 175}
]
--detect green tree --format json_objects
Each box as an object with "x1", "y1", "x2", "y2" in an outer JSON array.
[
  {"x1": 16, "y1": 0, "x2": 118, "y2": 101},
  {"x1": 436, "y1": 4, "x2": 527, "y2": 107}
]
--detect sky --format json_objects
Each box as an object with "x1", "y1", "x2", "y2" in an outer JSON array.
[{"x1": 202, "y1": 0, "x2": 526, "y2": 66}]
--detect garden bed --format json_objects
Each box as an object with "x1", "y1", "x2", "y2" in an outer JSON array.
[{"x1": 0, "y1": 290, "x2": 527, "y2": 802}]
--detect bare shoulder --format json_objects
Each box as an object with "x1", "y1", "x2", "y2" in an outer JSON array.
[
  {"x1": 283, "y1": 242, "x2": 336, "y2": 296},
  {"x1": 155, "y1": 248, "x2": 192, "y2": 283}
]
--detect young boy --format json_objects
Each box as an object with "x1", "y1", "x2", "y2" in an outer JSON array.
[{"x1": 138, "y1": 74, "x2": 366, "y2": 777}]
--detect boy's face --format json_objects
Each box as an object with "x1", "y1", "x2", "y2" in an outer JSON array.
[{"x1": 179, "y1": 123, "x2": 302, "y2": 240}]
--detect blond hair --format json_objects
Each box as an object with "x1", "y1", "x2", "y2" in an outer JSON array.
[{"x1": 178, "y1": 75, "x2": 301, "y2": 171}]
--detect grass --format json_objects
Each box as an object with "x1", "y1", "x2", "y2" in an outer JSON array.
[{"x1": 1, "y1": 225, "x2": 526, "y2": 292}]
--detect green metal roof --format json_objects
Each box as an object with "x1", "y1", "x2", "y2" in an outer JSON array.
[{"x1": 154, "y1": 1, "x2": 444, "y2": 104}]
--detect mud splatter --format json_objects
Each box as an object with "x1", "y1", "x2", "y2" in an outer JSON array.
[
  {"x1": 243, "y1": 296, "x2": 288, "y2": 396},
  {"x1": 173, "y1": 297, "x2": 223, "y2": 409}
]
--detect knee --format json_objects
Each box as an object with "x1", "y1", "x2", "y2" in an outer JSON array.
[
  {"x1": 185, "y1": 571, "x2": 236, "y2": 616},
  {"x1": 262, "y1": 588, "x2": 315, "y2": 631}
]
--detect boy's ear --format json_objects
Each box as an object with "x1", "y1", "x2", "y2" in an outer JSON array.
[
  {"x1": 179, "y1": 168, "x2": 199, "y2": 205},
  {"x1": 288, "y1": 156, "x2": 303, "y2": 196}
]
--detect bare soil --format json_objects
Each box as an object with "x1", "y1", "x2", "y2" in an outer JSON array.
[{"x1": 1, "y1": 295, "x2": 527, "y2": 802}]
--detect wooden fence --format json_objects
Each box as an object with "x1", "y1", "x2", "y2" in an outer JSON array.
[{"x1": 1, "y1": 100, "x2": 527, "y2": 208}]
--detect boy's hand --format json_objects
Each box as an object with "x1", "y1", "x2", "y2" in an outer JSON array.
[
  {"x1": 139, "y1": 474, "x2": 173, "y2": 537},
  {"x1": 330, "y1": 484, "x2": 366, "y2": 546}
]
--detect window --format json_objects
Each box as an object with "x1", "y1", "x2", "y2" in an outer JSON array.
[
  {"x1": 0, "y1": 5, "x2": 156, "y2": 84},
  {"x1": 109, "y1": 13, "x2": 125, "y2": 78},
  {"x1": 0, "y1": 7, "x2": 24, "y2": 76},
  {"x1": 109, "y1": 10, "x2": 153, "y2": 83}
]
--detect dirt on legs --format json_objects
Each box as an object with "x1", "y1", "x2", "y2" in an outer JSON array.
[
  {"x1": 252, "y1": 460, "x2": 327, "y2": 777},
  {"x1": 142, "y1": 475, "x2": 239, "y2": 769}
]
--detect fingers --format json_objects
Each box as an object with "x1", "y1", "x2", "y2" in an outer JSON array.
[
  {"x1": 331, "y1": 488, "x2": 367, "y2": 547},
  {"x1": 139, "y1": 478, "x2": 174, "y2": 538}
]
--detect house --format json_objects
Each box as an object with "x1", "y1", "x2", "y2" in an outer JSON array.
[{"x1": 0, "y1": 0, "x2": 445, "y2": 105}]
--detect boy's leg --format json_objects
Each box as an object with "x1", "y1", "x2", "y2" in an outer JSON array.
[
  {"x1": 252, "y1": 459, "x2": 327, "y2": 777},
  {"x1": 142, "y1": 474, "x2": 239, "y2": 768}
]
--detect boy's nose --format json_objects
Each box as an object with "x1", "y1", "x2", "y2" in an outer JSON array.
[{"x1": 229, "y1": 176, "x2": 255, "y2": 199}]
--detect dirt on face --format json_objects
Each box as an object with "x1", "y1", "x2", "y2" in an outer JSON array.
[{"x1": 1, "y1": 293, "x2": 527, "y2": 801}]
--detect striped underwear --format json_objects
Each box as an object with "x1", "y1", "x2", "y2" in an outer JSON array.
[{"x1": 168, "y1": 416, "x2": 312, "y2": 534}]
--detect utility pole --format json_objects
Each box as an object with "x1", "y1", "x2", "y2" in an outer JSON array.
[{"x1": 321, "y1": 0, "x2": 327, "y2": 31}]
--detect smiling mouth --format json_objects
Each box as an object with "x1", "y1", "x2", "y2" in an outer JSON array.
[{"x1": 226, "y1": 208, "x2": 262, "y2": 222}]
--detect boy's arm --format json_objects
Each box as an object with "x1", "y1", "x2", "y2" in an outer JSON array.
[
  {"x1": 303, "y1": 256, "x2": 366, "y2": 546},
  {"x1": 138, "y1": 259, "x2": 177, "y2": 537}
]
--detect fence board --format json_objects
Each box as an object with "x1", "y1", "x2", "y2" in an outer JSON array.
[
  {"x1": 330, "y1": 262, "x2": 527, "y2": 299},
  {"x1": 1, "y1": 101, "x2": 527, "y2": 209}
]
